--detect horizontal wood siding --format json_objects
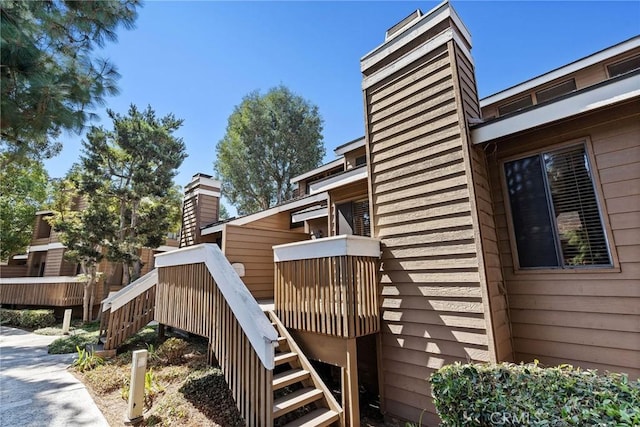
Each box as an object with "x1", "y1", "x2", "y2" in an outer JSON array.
[
  {"x1": 139, "y1": 248, "x2": 155, "y2": 277},
  {"x1": 243, "y1": 211, "x2": 292, "y2": 231},
  {"x1": 223, "y1": 225, "x2": 308, "y2": 299},
  {"x1": 275, "y1": 255, "x2": 380, "y2": 338},
  {"x1": 0, "y1": 281, "x2": 84, "y2": 306},
  {"x1": 364, "y1": 36, "x2": 494, "y2": 423},
  {"x1": 198, "y1": 193, "x2": 219, "y2": 228},
  {"x1": 454, "y1": 44, "x2": 513, "y2": 362},
  {"x1": 103, "y1": 286, "x2": 156, "y2": 350},
  {"x1": 157, "y1": 263, "x2": 273, "y2": 426},
  {"x1": 0, "y1": 265, "x2": 28, "y2": 278},
  {"x1": 43, "y1": 248, "x2": 64, "y2": 277},
  {"x1": 488, "y1": 105, "x2": 640, "y2": 379}
]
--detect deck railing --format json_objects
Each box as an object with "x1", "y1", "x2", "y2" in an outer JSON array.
[
  {"x1": 0, "y1": 276, "x2": 85, "y2": 307},
  {"x1": 273, "y1": 235, "x2": 381, "y2": 338},
  {"x1": 100, "y1": 270, "x2": 158, "y2": 350},
  {"x1": 155, "y1": 244, "x2": 278, "y2": 427}
]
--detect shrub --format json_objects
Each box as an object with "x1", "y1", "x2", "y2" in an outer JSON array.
[
  {"x1": 0, "y1": 308, "x2": 56, "y2": 329},
  {"x1": 72, "y1": 346, "x2": 104, "y2": 372},
  {"x1": 48, "y1": 332, "x2": 99, "y2": 354},
  {"x1": 430, "y1": 361, "x2": 640, "y2": 426},
  {"x1": 83, "y1": 364, "x2": 128, "y2": 394},
  {"x1": 157, "y1": 337, "x2": 188, "y2": 365}
]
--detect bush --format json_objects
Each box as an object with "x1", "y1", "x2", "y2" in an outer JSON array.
[
  {"x1": 48, "y1": 332, "x2": 99, "y2": 354},
  {"x1": 431, "y1": 361, "x2": 640, "y2": 426},
  {"x1": 157, "y1": 337, "x2": 188, "y2": 365},
  {"x1": 0, "y1": 308, "x2": 56, "y2": 329}
]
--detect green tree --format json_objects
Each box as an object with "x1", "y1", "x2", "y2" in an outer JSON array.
[
  {"x1": 0, "y1": 0, "x2": 139, "y2": 165},
  {"x1": 48, "y1": 173, "x2": 117, "y2": 322},
  {"x1": 0, "y1": 156, "x2": 48, "y2": 260},
  {"x1": 81, "y1": 104, "x2": 187, "y2": 285},
  {"x1": 218, "y1": 202, "x2": 231, "y2": 221},
  {"x1": 215, "y1": 86, "x2": 325, "y2": 215}
]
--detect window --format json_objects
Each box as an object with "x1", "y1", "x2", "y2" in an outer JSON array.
[
  {"x1": 607, "y1": 54, "x2": 640, "y2": 78},
  {"x1": 336, "y1": 199, "x2": 370, "y2": 237},
  {"x1": 498, "y1": 95, "x2": 533, "y2": 116},
  {"x1": 535, "y1": 79, "x2": 576, "y2": 104},
  {"x1": 504, "y1": 143, "x2": 611, "y2": 269},
  {"x1": 355, "y1": 155, "x2": 367, "y2": 167}
]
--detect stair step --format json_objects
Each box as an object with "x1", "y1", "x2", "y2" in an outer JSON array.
[
  {"x1": 277, "y1": 336, "x2": 287, "y2": 345},
  {"x1": 273, "y1": 368, "x2": 310, "y2": 390},
  {"x1": 274, "y1": 351, "x2": 297, "y2": 366},
  {"x1": 273, "y1": 387, "x2": 323, "y2": 419},
  {"x1": 282, "y1": 408, "x2": 341, "y2": 427}
]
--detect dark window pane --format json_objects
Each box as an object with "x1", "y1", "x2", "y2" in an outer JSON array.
[
  {"x1": 505, "y1": 155, "x2": 559, "y2": 268},
  {"x1": 498, "y1": 95, "x2": 533, "y2": 116},
  {"x1": 353, "y1": 199, "x2": 371, "y2": 237},
  {"x1": 543, "y1": 146, "x2": 611, "y2": 267}
]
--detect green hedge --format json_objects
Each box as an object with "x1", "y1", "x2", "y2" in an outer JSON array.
[
  {"x1": 431, "y1": 361, "x2": 640, "y2": 426},
  {"x1": 0, "y1": 308, "x2": 57, "y2": 329}
]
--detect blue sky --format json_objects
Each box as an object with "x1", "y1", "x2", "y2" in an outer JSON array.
[{"x1": 44, "y1": 1, "x2": 639, "y2": 196}]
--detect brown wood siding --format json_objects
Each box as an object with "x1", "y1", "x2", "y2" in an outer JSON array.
[
  {"x1": 222, "y1": 225, "x2": 308, "y2": 299},
  {"x1": 328, "y1": 180, "x2": 369, "y2": 236},
  {"x1": 139, "y1": 248, "x2": 155, "y2": 277},
  {"x1": 480, "y1": 47, "x2": 640, "y2": 119},
  {"x1": 43, "y1": 248, "x2": 64, "y2": 277},
  {"x1": 487, "y1": 104, "x2": 640, "y2": 379},
  {"x1": 243, "y1": 211, "x2": 292, "y2": 230},
  {"x1": 453, "y1": 44, "x2": 513, "y2": 362},
  {"x1": 363, "y1": 33, "x2": 497, "y2": 422},
  {"x1": 198, "y1": 193, "x2": 219, "y2": 228},
  {"x1": 0, "y1": 265, "x2": 28, "y2": 278}
]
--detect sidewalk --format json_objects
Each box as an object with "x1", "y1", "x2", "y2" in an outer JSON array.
[{"x1": 0, "y1": 326, "x2": 109, "y2": 427}]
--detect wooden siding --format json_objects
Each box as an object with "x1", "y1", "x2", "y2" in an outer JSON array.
[
  {"x1": 139, "y1": 248, "x2": 156, "y2": 277},
  {"x1": 487, "y1": 104, "x2": 640, "y2": 379},
  {"x1": 156, "y1": 263, "x2": 273, "y2": 426},
  {"x1": 453, "y1": 44, "x2": 513, "y2": 362},
  {"x1": 0, "y1": 281, "x2": 84, "y2": 306},
  {"x1": 243, "y1": 211, "x2": 292, "y2": 231},
  {"x1": 43, "y1": 248, "x2": 64, "y2": 277},
  {"x1": 102, "y1": 286, "x2": 156, "y2": 350},
  {"x1": 0, "y1": 265, "x2": 28, "y2": 278},
  {"x1": 275, "y1": 255, "x2": 380, "y2": 338},
  {"x1": 481, "y1": 46, "x2": 640, "y2": 119},
  {"x1": 223, "y1": 225, "x2": 308, "y2": 299},
  {"x1": 363, "y1": 29, "x2": 498, "y2": 422},
  {"x1": 328, "y1": 180, "x2": 369, "y2": 236}
]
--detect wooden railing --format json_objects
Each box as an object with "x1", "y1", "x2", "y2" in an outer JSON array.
[
  {"x1": 100, "y1": 270, "x2": 157, "y2": 350},
  {"x1": 274, "y1": 235, "x2": 381, "y2": 338},
  {"x1": 0, "y1": 276, "x2": 85, "y2": 307},
  {"x1": 155, "y1": 244, "x2": 278, "y2": 427}
]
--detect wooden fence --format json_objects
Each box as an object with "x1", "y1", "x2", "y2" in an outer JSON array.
[
  {"x1": 275, "y1": 255, "x2": 380, "y2": 338},
  {"x1": 0, "y1": 277, "x2": 85, "y2": 307}
]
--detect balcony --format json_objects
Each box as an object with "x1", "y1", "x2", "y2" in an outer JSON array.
[{"x1": 273, "y1": 235, "x2": 381, "y2": 338}]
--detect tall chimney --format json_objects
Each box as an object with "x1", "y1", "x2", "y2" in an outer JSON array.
[
  {"x1": 180, "y1": 173, "x2": 221, "y2": 247},
  {"x1": 361, "y1": 1, "x2": 508, "y2": 424}
]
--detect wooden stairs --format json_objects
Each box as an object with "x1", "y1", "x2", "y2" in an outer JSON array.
[{"x1": 268, "y1": 311, "x2": 343, "y2": 427}]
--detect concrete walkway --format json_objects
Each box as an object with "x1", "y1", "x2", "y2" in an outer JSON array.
[{"x1": 0, "y1": 326, "x2": 109, "y2": 427}]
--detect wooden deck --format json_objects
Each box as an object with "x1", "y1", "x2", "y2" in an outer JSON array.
[{"x1": 274, "y1": 236, "x2": 381, "y2": 338}]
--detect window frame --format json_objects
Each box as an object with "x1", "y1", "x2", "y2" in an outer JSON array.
[{"x1": 499, "y1": 137, "x2": 619, "y2": 274}]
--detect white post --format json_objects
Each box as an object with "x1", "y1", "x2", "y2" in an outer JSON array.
[
  {"x1": 62, "y1": 309, "x2": 72, "y2": 335},
  {"x1": 125, "y1": 349, "x2": 147, "y2": 425}
]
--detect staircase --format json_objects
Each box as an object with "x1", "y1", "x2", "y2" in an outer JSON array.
[
  {"x1": 269, "y1": 311, "x2": 343, "y2": 427},
  {"x1": 99, "y1": 269, "x2": 158, "y2": 351}
]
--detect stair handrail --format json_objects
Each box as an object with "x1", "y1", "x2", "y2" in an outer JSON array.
[
  {"x1": 101, "y1": 269, "x2": 158, "y2": 312},
  {"x1": 155, "y1": 243, "x2": 278, "y2": 369}
]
